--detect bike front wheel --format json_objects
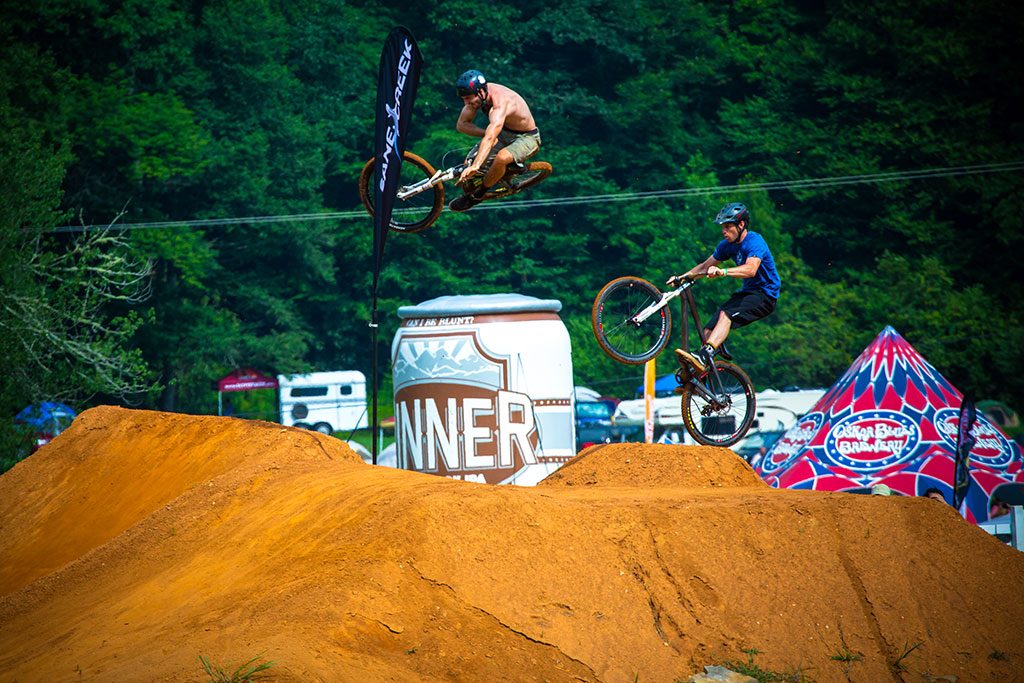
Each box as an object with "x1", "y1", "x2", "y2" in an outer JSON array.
[
  {"x1": 680, "y1": 361, "x2": 756, "y2": 447},
  {"x1": 591, "y1": 276, "x2": 671, "y2": 364},
  {"x1": 358, "y1": 150, "x2": 444, "y2": 233}
]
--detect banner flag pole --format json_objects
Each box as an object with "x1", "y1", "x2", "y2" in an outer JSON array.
[
  {"x1": 644, "y1": 359, "x2": 656, "y2": 444},
  {"x1": 369, "y1": 27, "x2": 422, "y2": 465},
  {"x1": 953, "y1": 395, "x2": 977, "y2": 512}
]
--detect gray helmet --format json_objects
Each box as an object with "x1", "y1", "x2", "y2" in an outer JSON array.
[
  {"x1": 714, "y1": 202, "x2": 750, "y2": 227},
  {"x1": 456, "y1": 70, "x2": 488, "y2": 99}
]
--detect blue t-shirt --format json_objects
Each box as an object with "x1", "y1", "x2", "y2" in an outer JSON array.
[{"x1": 712, "y1": 231, "x2": 781, "y2": 299}]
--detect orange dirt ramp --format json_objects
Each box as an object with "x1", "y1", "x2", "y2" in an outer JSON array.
[{"x1": 1, "y1": 407, "x2": 1022, "y2": 682}]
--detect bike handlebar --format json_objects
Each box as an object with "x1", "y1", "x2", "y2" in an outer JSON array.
[{"x1": 665, "y1": 274, "x2": 696, "y2": 289}]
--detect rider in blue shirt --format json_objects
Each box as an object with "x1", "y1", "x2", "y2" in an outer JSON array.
[{"x1": 669, "y1": 202, "x2": 780, "y2": 371}]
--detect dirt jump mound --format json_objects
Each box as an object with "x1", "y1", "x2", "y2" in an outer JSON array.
[
  {"x1": 539, "y1": 442, "x2": 767, "y2": 489},
  {"x1": 1, "y1": 407, "x2": 1022, "y2": 682}
]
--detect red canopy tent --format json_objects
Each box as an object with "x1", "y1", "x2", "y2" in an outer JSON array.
[
  {"x1": 215, "y1": 369, "x2": 278, "y2": 416},
  {"x1": 754, "y1": 326, "x2": 1024, "y2": 523}
]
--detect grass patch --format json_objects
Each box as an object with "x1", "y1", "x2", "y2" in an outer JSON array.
[
  {"x1": 721, "y1": 648, "x2": 811, "y2": 683},
  {"x1": 198, "y1": 653, "x2": 275, "y2": 682},
  {"x1": 830, "y1": 645, "x2": 863, "y2": 676},
  {"x1": 891, "y1": 641, "x2": 923, "y2": 673},
  {"x1": 830, "y1": 647, "x2": 862, "y2": 664}
]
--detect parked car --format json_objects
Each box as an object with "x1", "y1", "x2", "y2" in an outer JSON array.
[
  {"x1": 575, "y1": 400, "x2": 617, "y2": 451},
  {"x1": 733, "y1": 429, "x2": 786, "y2": 465}
]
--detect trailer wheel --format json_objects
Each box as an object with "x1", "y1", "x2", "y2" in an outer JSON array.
[{"x1": 313, "y1": 422, "x2": 334, "y2": 435}]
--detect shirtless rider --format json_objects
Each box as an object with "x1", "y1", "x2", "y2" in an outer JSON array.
[{"x1": 449, "y1": 69, "x2": 542, "y2": 212}]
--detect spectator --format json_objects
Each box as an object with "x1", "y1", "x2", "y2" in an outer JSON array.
[
  {"x1": 989, "y1": 499, "x2": 1011, "y2": 520},
  {"x1": 871, "y1": 484, "x2": 893, "y2": 496},
  {"x1": 922, "y1": 487, "x2": 946, "y2": 503}
]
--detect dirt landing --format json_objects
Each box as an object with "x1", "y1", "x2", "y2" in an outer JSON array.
[
  {"x1": 539, "y1": 442, "x2": 767, "y2": 489},
  {"x1": 1, "y1": 407, "x2": 1022, "y2": 682}
]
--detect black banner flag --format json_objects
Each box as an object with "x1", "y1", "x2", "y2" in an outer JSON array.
[
  {"x1": 372, "y1": 26, "x2": 422, "y2": 287},
  {"x1": 953, "y1": 395, "x2": 977, "y2": 511},
  {"x1": 370, "y1": 27, "x2": 421, "y2": 463}
]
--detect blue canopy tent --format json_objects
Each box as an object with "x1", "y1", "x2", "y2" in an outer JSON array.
[
  {"x1": 635, "y1": 374, "x2": 682, "y2": 398},
  {"x1": 14, "y1": 402, "x2": 77, "y2": 450},
  {"x1": 15, "y1": 402, "x2": 77, "y2": 430}
]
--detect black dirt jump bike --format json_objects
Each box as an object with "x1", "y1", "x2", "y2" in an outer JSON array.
[
  {"x1": 591, "y1": 275, "x2": 756, "y2": 447},
  {"x1": 358, "y1": 148, "x2": 552, "y2": 233}
]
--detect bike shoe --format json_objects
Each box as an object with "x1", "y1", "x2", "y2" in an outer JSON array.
[
  {"x1": 674, "y1": 348, "x2": 707, "y2": 372},
  {"x1": 449, "y1": 193, "x2": 483, "y2": 213}
]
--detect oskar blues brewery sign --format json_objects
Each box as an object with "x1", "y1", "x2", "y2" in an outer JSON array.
[
  {"x1": 934, "y1": 407, "x2": 1013, "y2": 468},
  {"x1": 823, "y1": 410, "x2": 920, "y2": 472},
  {"x1": 392, "y1": 295, "x2": 576, "y2": 485},
  {"x1": 759, "y1": 412, "x2": 824, "y2": 475}
]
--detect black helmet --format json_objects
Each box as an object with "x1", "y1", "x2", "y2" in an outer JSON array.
[
  {"x1": 456, "y1": 69, "x2": 488, "y2": 99},
  {"x1": 714, "y1": 202, "x2": 750, "y2": 227}
]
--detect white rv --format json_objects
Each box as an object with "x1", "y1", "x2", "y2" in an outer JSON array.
[
  {"x1": 612, "y1": 386, "x2": 826, "y2": 448},
  {"x1": 278, "y1": 371, "x2": 369, "y2": 434}
]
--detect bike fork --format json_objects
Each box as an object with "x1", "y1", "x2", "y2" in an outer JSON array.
[
  {"x1": 682, "y1": 362, "x2": 730, "y2": 407},
  {"x1": 396, "y1": 165, "x2": 464, "y2": 200}
]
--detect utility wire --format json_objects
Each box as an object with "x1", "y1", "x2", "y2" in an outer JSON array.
[{"x1": 51, "y1": 160, "x2": 1024, "y2": 233}]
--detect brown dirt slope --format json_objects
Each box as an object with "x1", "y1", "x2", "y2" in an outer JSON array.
[
  {"x1": 539, "y1": 441, "x2": 766, "y2": 489},
  {"x1": 0, "y1": 408, "x2": 1022, "y2": 683}
]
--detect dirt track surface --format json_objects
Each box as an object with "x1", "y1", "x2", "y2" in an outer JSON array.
[{"x1": 1, "y1": 406, "x2": 1023, "y2": 682}]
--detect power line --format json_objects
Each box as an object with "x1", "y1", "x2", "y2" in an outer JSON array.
[{"x1": 51, "y1": 160, "x2": 1024, "y2": 233}]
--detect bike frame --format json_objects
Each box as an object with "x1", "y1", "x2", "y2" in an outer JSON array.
[
  {"x1": 396, "y1": 164, "x2": 465, "y2": 201},
  {"x1": 394, "y1": 146, "x2": 536, "y2": 202},
  {"x1": 629, "y1": 280, "x2": 734, "y2": 406}
]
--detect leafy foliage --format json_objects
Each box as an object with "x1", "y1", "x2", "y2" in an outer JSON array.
[{"x1": 2, "y1": 0, "x2": 1022, "y2": 430}]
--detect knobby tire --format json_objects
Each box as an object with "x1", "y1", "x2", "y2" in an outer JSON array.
[
  {"x1": 591, "y1": 276, "x2": 671, "y2": 365},
  {"x1": 358, "y1": 150, "x2": 443, "y2": 233},
  {"x1": 680, "y1": 361, "x2": 756, "y2": 447}
]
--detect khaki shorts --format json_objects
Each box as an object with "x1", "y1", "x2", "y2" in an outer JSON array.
[
  {"x1": 498, "y1": 129, "x2": 541, "y2": 164},
  {"x1": 469, "y1": 129, "x2": 542, "y2": 166}
]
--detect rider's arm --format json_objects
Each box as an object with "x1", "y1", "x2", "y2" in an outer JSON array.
[
  {"x1": 456, "y1": 105, "x2": 485, "y2": 137},
  {"x1": 709, "y1": 256, "x2": 761, "y2": 279},
  {"x1": 668, "y1": 256, "x2": 718, "y2": 286},
  {"x1": 685, "y1": 256, "x2": 721, "y2": 280},
  {"x1": 465, "y1": 104, "x2": 507, "y2": 173}
]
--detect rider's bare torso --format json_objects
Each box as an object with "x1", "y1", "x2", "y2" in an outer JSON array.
[{"x1": 459, "y1": 83, "x2": 536, "y2": 134}]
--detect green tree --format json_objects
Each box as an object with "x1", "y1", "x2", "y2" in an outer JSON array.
[{"x1": 0, "y1": 45, "x2": 153, "y2": 469}]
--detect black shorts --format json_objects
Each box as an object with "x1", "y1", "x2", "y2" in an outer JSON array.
[{"x1": 705, "y1": 290, "x2": 777, "y2": 331}]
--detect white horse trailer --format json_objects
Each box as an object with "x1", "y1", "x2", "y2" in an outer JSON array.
[{"x1": 278, "y1": 371, "x2": 369, "y2": 434}]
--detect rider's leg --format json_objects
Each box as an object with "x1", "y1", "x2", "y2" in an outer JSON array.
[
  {"x1": 676, "y1": 292, "x2": 776, "y2": 370},
  {"x1": 450, "y1": 145, "x2": 512, "y2": 212},
  {"x1": 675, "y1": 311, "x2": 729, "y2": 371},
  {"x1": 706, "y1": 313, "x2": 733, "y2": 349},
  {"x1": 451, "y1": 132, "x2": 538, "y2": 212},
  {"x1": 479, "y1": 148, "x2": 514, "y2": 192}
]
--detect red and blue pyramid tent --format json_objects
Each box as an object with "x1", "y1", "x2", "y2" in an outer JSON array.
[{"x1": 755, "y1": 326, "x2": 1023, "y2": 522}]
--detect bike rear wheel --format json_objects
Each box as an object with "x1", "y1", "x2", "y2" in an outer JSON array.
[
  {"x1": 591, "y1": 276, "x2": 671, "y2": 364},
  {"x1": 680, "y1": 361, "x2": 756, "y2": 447},
  {"x1": 358, "y1": 150, "x2": 443, "y2": 233},
  {"x1": 482, "y1": 161, "x2": 552, "y2": 199}
]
